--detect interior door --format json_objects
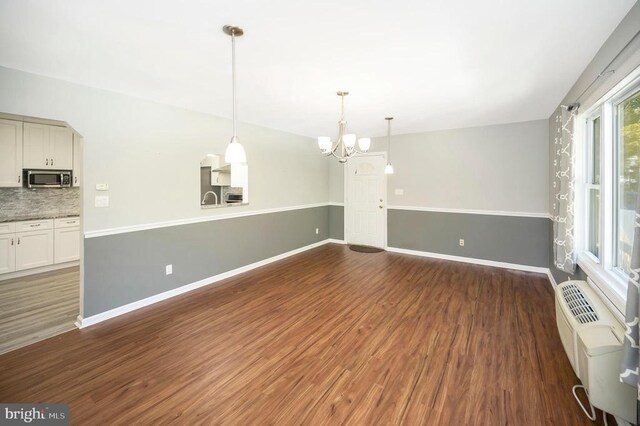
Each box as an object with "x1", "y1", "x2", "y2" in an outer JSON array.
[{"x1": 346, "y1": 155, "x2": 386, "y2": 248}]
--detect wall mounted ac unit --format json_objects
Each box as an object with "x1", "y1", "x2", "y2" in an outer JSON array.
[{"x1": 555, "y1": 280, "x2": 636, "y2": 424}]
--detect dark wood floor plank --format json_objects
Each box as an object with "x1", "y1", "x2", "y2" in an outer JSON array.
[{"x1": 0, "y1": 244, "x2": 607, "y2": 424}]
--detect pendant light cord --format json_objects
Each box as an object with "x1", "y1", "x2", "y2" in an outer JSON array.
[
  {"x1": 231, "y1": 29, "x2": 237, "y2": 139},
  {"x1": 387, "y1": 119, "x2": 392, "y2": 160}
]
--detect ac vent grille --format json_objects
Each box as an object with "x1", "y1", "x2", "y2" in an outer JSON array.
[{"x1": 561, "y1": 284, "x2": 599, "y2": 324}]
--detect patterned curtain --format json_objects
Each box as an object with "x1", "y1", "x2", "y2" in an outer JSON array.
[
  {"x1": 620, "y1": 186, "x2": 639, "y2": 393},
  {"x1": 552, "y1": 107, "x2": 577, "y2": 274}
]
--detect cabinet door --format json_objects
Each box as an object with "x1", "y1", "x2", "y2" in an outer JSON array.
[
  {"x1": 0, "y1": 119, "x2": 23, "y2": 187},
  {"x1": 23, "y1": 123, "x2": 50, "y2": 169},
  {"x1": 50, "y1": 126, "x2": 73, "y2": 170},
  {"x1": 212, "y1": 172, "x2": 231, "y2": 186},
  {"x1": 0, "y1": 234, "x2": 16, "y2": 274},
  {"x1": 72, "y1": 134, "x2": 82, "y2": 187},
  {"x1": 15, "y1": 230, "x2": 54, "y2": 271},
  {"x1": 54, "y1": 228, "x2": 80, "y2": 263}
]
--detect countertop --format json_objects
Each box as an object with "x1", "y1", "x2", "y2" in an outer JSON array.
[
  {"x1": 201, "y1": 202, "x2": 249, "y2": 209},
  {"x1": 0, "y1": 213, "x2": 80, "y2": 223}
]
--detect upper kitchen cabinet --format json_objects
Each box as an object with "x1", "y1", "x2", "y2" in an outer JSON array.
[
  {"x1": 0, "y1": 119, "x2": 23, "y2": 187},
  {"x1": 23, "y1": 123, "x2": 73, "y2": 170},
  {"x1": 72, "y1": 134, "x2": 82, "y2": 187}
]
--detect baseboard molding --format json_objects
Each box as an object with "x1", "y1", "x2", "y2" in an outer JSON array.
[
  {"x1": 386, "y1": 246, "x2": 549, "y2": 274},
  {"x1": 0, "y1": 261, "x2": 79, "y2": 282},
  {"x1": 327, "y1": 239, "x2": 346, "y2": 244},
  {"x1": 546, "y1": 269, "x2": 558, "y2": 290},
  {"x1": 76, "y1": 239, "x2": 331, "y2": 328}
]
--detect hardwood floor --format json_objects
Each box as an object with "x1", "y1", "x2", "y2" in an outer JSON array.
[
  {"x1": 0, "y1": 245, "x2": 609, "y2": 424},
  {"x1": 0, "y1": 266, "x2": 79, "y2": 355}
]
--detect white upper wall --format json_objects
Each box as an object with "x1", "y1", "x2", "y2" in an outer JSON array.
[
  {"x1": 330, "y1": 119, "x2": 549, "y2": 215},
  {"x1": 0, "y1": 66, "x2": 328, "y2": 232}
]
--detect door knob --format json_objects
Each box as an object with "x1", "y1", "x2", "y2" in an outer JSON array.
[{"x1": 379, "y1": 205, "x2": 383, "y2": 209}]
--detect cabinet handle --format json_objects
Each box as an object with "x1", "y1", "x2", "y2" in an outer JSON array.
[
  {"x1": 51, "y1": 158, "x2": 54, "y2": 166},
  {"x1": 17, "y1": 238, "x2": 20, "y2": 245},
  {"x1": 74, "y1": 176, "x2": 77, "y2": 184},
  {"x1": 30, "y1": 224, "x2": 40, "y2": 227},
  {"x1": 10, "y1": 238, "x2": 13, "y2": 246},
  {"x1": 18, "y1": 175, "x2": 20, "y2": 183},
  {"x1": 46, "y1": 158, "x2": 49, "y2": 166}
]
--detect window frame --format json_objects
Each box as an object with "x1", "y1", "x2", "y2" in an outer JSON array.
[{"x1": 577, "y1": 70, "x2": 640, "y2": 316}]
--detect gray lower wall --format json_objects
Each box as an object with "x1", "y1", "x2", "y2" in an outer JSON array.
[
  {"x1": 388, "y1": 209, "x2": 549, "y2": 268},
  {"x1": 329, "y1": 205, "x2": 344, "y2": 240},
  {"x1": 83, "y1": 206, "x2": 329, "y2": 316},
  {"x1": 330, "y1": 206, "x2": 550, "y2": 268}
]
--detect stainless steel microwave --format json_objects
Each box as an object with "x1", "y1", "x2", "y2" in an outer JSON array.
[{"x1": 25, "y1": 170, "x2": 72, "y2": 188}]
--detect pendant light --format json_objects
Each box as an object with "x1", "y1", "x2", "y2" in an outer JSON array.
[
  {"x1": 223, "y1": 25, "x2": 247, "y2": 164},
  {"x1": 384, "y1": 117, "x2": 395, "y2": 174}
]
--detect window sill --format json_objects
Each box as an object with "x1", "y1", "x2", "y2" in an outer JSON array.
[{"x1": 577, "y1": 252, "x2": 627, "y2": 320}]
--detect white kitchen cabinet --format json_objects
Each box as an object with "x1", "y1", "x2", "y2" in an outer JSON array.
[
  {"x1": 72, "y1": 134, "x2": 82, "y2": 187},
  {"x1": 0, "y1": 119, "x2": 23, "y2": 187},
  {"x1": 23, "y1": 123, "x2": 73, "y2": 170},
  {"x1": 54, "y1": 228, "x2": 80, "y2": 263},
  {"x1": 0, "y1": 218, "x2": 80, "y2": 275},
  {"x1": 15, "y1": 229, "x2": 54, "y2": 271},
  {"x1": 211, "y1": 171, "x2": 231, "y2": 186},
  {"x1": 0, "y1": 234, "x2": 16, "y2": 274},
  {"x1": 49, "y1": 127, "x2": 73, "y2": 169}
]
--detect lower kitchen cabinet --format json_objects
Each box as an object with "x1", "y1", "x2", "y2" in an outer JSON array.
[
  {"x1": 0, "y1": 217, "x2": 80, "y2": 276},
  {"x1": 0, "y1": 234, "x2": 16, "y2": 274},
  {"x1": 54, "y1": 228, "x2": 80, "y2": 263},
  {"x1": 15, "y1": 230, "x2": 54, "y2": 271}
]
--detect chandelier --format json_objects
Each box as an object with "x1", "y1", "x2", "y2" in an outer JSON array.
[{"x1": 318, "y1": 91, "x2": 371, "y2": 163}]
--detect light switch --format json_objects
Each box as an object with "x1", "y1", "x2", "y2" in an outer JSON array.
[
  {"x1": 395, "y1": 189, "x2": 404, "y2": 195},
  {"x1": 96, "y1": 183, "x2": 109, "y2": 191},
  {"x1": 95, "y1": 195, "x2": 109, "y2": 207}
]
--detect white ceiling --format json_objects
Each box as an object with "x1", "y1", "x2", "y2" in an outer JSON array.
[{"x1": 0, "y1": 0, "x2": 635, "y2": 137}]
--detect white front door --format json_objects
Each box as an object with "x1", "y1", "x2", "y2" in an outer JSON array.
[{"x1": 345, "y1": 154, "x2": 386, "y2": 248}]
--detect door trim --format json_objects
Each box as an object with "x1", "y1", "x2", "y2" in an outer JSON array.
[{"x1": 343, "y1": 152, "x2": 388, "y2": 248}]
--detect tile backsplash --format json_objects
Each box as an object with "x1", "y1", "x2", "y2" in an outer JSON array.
[{"x1": 0, "y1": 187, "x2": 80, "y2": 221}]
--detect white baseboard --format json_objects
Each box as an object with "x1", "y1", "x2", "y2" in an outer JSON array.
[
  {"x1": 546, "y1": 269, "x2": 558, "y2": 291},
  {"x1": 0, "y1": 261, "x2": 79, "y2": 282},
  {"x1": 327, "y1": 239, "x2": 346, "y2": 244},
  {"x1": 386, "y1": 246, "x2": 549, "y2": 274},
  {"x1": 76, "y1": 239, "x2": 331, "y2": 328}
]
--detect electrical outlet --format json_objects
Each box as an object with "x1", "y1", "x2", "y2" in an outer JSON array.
[
  {"x1": 459, "y1": 239, "x2": 465, "y2": 247},
  {"x1": 166, "y1": 264, "x2": 173, "y2": 275},
  {"x1": 315, "y1": 228, "x2": 319, "y2": 235}
]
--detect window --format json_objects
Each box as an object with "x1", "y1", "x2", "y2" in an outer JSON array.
[
  {"x1": 615, "y1": 89, "x2": 640, "y2": 273},
  {"x1": 586, "y1": 115, "x2": 601, "y2": 258},
  {"x1": 580, "y1": 73, "x2": 640, "y2": 313}
]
